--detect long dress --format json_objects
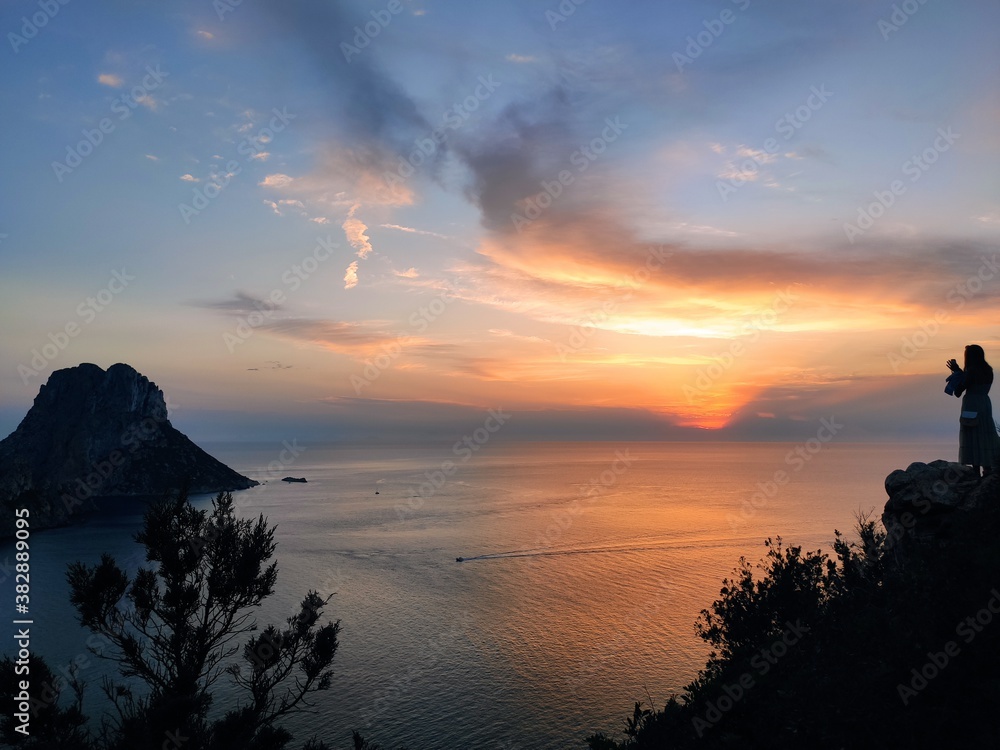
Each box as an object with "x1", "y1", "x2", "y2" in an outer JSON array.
[{"x1": 957, "y1": 369, "x2": 1000, "y2": 468}]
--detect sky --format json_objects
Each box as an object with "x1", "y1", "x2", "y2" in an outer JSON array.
[{"x1": 1, "y1": 0, "x2": 998, "y2": 443}]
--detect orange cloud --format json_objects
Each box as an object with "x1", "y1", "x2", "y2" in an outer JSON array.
[
  {"x1": 98, "y1": 73, "x2": 123, "y2": 88},
  {"x1": 343, "y1": 261, "x2": 359, "y2": 290},
  {"x1": 411, "y1": 209, "x2": 1000, "y2": 427},
  {"x1": 343, "y1": 204, "x2": 373, "y2": 259}
]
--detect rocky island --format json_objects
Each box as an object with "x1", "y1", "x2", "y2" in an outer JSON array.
[{"x1": 0, "y1": 362, "x2": 257, "y2": 534}]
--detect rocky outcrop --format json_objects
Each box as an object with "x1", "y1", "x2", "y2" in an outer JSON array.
[
  {"x1": 0, "y1": 363, "x2": 257, "y2": 533},
  {"x1": 882, "y1": 459, "x2": 999, "y2": 555}
]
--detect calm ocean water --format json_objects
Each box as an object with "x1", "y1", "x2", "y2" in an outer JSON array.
[{"x1": 1, "y1": 440, "x2": 952, "y2": 748}]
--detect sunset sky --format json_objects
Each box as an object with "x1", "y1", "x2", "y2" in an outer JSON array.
[{"x1": 1, "y1": 0, "x2": 999, "y2": 443}]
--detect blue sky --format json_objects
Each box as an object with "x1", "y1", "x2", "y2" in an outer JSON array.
[{"x1": 1, "y1": 0, "x2": 998, "y2": 443}]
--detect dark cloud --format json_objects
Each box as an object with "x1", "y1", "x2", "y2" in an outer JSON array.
[
  {"x1": 246, "y1": 361, "x2": 292, "y2": 371},
  {"x1": 724, "y1": 372, "x2": 958, "y2": 442},
  {"x1": 262, "y1": 0, "x2": 442, "y2": 172},
  {"x1": 193, "y1": 291, "x2": 285, "y2": 315},
  {"x1": 258, "y1": 318, "x2": 460, "y2": 359},
  {"x1": 259, "y1": 2, "x2": 595, "y2": 230},
  {"x1": 466, "y1": 208, "x2": 1000, "y2": 309},
  {"x1": 261, "y1": 318, "x2": 399, "y2": 349},
  {"x1": 454, "y1": 88, "x2": 582, "y2": 231},
  {"x1": 256, "y1": 0, "x2": 997, "y2": 323}
]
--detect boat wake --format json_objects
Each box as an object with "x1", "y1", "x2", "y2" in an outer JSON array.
[
  {"x1": 453, "y1": 530, "x2": 775, "y2": 562},
  {"x1": 456, "y1": 538, "x2": 718, "y2": 563}
]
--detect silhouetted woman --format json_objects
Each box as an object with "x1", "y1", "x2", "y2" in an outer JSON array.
[{"x1": 946, "y1": 344, "x2": 1000, "y2": 476}]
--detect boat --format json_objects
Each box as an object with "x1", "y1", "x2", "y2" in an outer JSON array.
[{"x1": 281, "y1": 477, "x2": 307, "y2": 483}]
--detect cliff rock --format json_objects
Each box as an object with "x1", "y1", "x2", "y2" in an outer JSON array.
[
  {"x1": 882, "y1": 459, "x2": 999, "y2": 554},
  {"x1": 0, "y1": 363, "x2": 257, "y2": 533}
]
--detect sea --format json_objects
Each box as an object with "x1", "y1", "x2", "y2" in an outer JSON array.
[{"x1": 0, "y1": 440, "x2": 952, "y2": 749}]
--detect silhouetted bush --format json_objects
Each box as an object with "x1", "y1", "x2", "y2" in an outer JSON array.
[
  {"x1": 2, "y1": 491, "x2": 341, "y2": 750},
  {"x1": 589, "y1": 497, "x2": 1000, "y2": 749}
]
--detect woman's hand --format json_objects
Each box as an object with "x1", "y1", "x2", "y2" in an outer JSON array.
[{"x1": 947, "y1": 359, "x2": 960, "y2": 372}]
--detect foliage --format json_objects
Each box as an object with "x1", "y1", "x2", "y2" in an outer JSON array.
[
  {"x1": 587, "y1": 501, "x2": 1000, "y2": 749},
  {"x1": 1, "y1": 491, "x2": 341, "y2": 750},
  {"x1": 0, "y1": 653, "x2": 91, "y2": 749}
]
